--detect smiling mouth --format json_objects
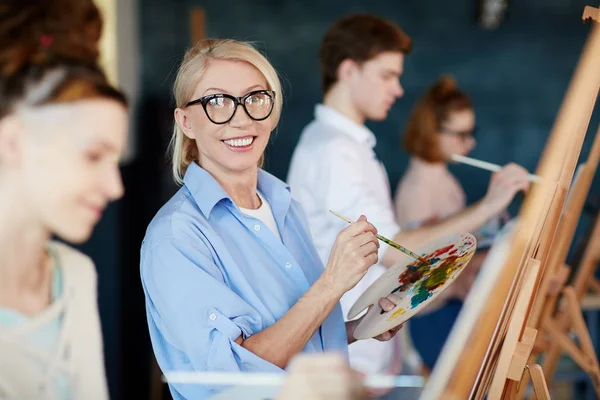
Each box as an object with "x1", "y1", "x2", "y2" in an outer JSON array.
[
  {"x1": 222, "y1": 136, "x2": 256, "y2": 149},
  {"x1": 82, "y1": 202, "x2": 104, "y2": 218}
]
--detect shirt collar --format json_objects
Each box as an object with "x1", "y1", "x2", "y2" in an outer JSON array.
[
  {"x1": 256, "y1": 168, "x2": 291, "y2": 208},
  {"x1": 257, "y1": 169, "x2": 293, "y2": 231},
  {"x1": 184, "y1": 162, "x2": 230, "y2": 218},
  {"x1": 314, "y1": 104, "x2": 377, "y2": 148},
  {"x1": 183, "y1": 162, "x2": 291, "y2": 220}
]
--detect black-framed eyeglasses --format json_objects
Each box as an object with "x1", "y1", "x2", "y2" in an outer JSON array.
[
  {"x1": 440, "y1": 126, "x2": 477, "y2": 141},
  {"x1": 185, "y1": 90, "x2": 276, "y2": 125}
]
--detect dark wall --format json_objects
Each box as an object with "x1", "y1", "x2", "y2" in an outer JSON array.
[
  {"x1": 87, "y1": 1, "x2": 600, "y2": 398},
  {"x1": 138, "y1": 0, "x2": 599, "y2": 198}
]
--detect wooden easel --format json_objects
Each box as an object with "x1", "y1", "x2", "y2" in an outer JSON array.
[
  {"x1": 423, "y1": 6, "x2": 600, "y2": 400},
  {"x1": 522, "y1": 366, "x2": 552, "y2": 400},
  {"x1": 524, "y1": 192, "x2": 600, "y2": 399},
  {"x1": 190, "y1": 8, "x2": 206, "y2": 45},
  {"x1": 507, "y1": 7, "x2": 600, "y2": 397},
  {"x1": 487, "y1": 258, "x2": 550, "y2": 400},
  {"x1": 493, "y1": 7, "x2": 600, "y2": 399},
  {"x1": 541, "y1": 288, "x2": 600, "y2": 390},
  {"x1": 492, "y1": 11, "x2": 600, "y2": 397},
  {"x1": 519, "y1": 125, "x2": 600, "y2": 400}
]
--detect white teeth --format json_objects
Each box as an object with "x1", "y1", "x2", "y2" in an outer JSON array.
[{"x1": 224, "y1": 137, "x2": 254, "y2": 147}]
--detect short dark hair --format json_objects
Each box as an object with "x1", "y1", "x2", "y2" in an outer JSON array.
[{"x1": 319, "y1": 14, "x2": 412, "y2": 94}]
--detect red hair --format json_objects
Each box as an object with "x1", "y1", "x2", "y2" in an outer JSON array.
[{"x1": 403, "y1": 76, "x2": 472, "y2": 162}]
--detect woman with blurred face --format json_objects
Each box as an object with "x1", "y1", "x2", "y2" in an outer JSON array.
[
  {"x1": 0, "y1": 1, "x2": 127, "y2": 399},
  {"x1": 395, "y1": 76, "x2": 504, "y2": 371},
  {"x1": 395, "y1": 76, "x2": 476, "y2": 228}
]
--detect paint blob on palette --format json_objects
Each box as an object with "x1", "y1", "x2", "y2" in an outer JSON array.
[{"x1": 348, "y1": 232, "x2": 476, "y2": 340}]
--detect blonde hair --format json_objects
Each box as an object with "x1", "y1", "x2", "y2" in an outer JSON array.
[{"x1": 170, "y1": 39, "x2": 283, "y2": 185}]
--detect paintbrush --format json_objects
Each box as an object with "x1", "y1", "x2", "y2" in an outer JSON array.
[
  {"x1": 162, "y1": 371, "x2": 425, "y2": 389},
  {"x1": 328, "y1": 209, "x2": 430, "y2": 265},
  {"x1": 451, "y1": 154, "x2": 541, "y2": 183}
]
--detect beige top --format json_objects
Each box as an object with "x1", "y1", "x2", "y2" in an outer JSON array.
[
  {"x1": 394, "y1": 157, "x2": 466, "y2": 229},
  {"x1": 0, "y1": 241, "x2": 108, "y2": 400}
]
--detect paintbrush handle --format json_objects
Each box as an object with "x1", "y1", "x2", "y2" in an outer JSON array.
[
  {"x1": 328, "y1": 209, "x2": 354, "y2": 224},
  {"x1": 163, "y1": 371, "x2": 425, "y2": 389},
  {"x1": 329, "y1": 210, "x2": 428, "y2": 264},
  {"x1": 451, "y1": 154, "x2": 541, "y2": 183},
  {"x1": 376, "y1": 234, "x2": 428, "y2": 264}
]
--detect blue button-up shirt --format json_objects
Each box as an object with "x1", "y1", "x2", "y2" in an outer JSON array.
[{"x1": 140, "y1": 163, "x2": 348, "y2": 400}]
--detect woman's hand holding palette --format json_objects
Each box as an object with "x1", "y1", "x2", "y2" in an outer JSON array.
[{"x1": 348, "y1": 233, "x2": 477, "y2": 339}]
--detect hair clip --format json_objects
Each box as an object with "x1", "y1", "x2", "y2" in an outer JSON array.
[{"x1": 40, "y1": 35, "x2": 54, "y2": 49}]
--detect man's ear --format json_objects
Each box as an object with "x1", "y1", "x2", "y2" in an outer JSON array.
[
  {"x1": 0, "y1": 115, "x2": 25, "y2": 167},
  {"x1": 337, "y1": 58, "x2": 360, "y2": 84}
]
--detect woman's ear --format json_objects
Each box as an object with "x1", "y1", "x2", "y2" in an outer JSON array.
[
  {"x1": 0, "y1": 116, "x2": 24, "y2": 167},
  {"x1": 467, "y1": 137, "x2": 476, "y2": 153},
  {"x1": 174, "y1": 108, "x2": 195, "y2": 139}
]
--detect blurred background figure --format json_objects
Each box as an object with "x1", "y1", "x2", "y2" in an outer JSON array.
[
  {"x1": 395, "y1": 76, "x2": 509, "y2": 372},
  {"x1": 288, "y1": 15, "x2": 528, "y2": 399},
  {"x1": 276, "y1": 354, "x2": 367, "y2": 400},
  {"x1": 395, "y1": 76, "x2": 476, "y2": 229},
  {"x1": 0, "y1": 0, "x2": 128, "y2": 399}
]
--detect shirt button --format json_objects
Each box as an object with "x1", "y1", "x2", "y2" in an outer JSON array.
[
  {"x1": 254, "y1": 224, "x2": 261, "y2": 231},
  {"x1": 209, "y1": 313, "x2": 217, "y2": 321},
  {"x1": 285, "y1": 262, "x2": 292, "y2": 269}
]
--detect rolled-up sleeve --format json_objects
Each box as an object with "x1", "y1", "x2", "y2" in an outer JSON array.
[{"x1": 141, "y1": 237, "x2": 282, "y2": 398}]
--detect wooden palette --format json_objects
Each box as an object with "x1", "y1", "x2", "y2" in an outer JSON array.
[{"x1": 349, "y1": 233, "x2": 477, "y2": 339}]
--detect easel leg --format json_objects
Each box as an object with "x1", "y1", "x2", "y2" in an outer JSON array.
[
  {"x1": 189, "y1": 8, "x2": 206, "y2": 45},
  {"x1": 528, "y1": 365, "x2": 551, "y2": 400},
  {"x1": 540, "y1": 287, "x2": 600, "y2": 397},
  {"x1": 540, "y1": 343, "x2": 562, "y2": 390},
  {"x1": 589, "y1": 278, "x2": 600, "y2": 294},
  {"x1": 564, "y1": 288, "x2": 600, "y2": 396},
  {"x1": 522, "y1": 364, "x2": 551, "y2": 400}
]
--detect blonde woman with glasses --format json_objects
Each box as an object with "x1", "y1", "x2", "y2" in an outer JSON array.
[{"x1": 140, "y1": 39, "x2": 402, "y2": 400}]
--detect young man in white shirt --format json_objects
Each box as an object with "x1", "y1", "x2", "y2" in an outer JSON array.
[{"x1": 287, "y1": 14, "x2": 530, "y2": 380}]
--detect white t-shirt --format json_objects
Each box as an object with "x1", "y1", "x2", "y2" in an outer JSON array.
[
  {"x1": 239, "y1": 192, "x2": 282, "y2": 241},
  {"x1": 287, "y1": 104, "x2": 402, "y2": 375}
]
